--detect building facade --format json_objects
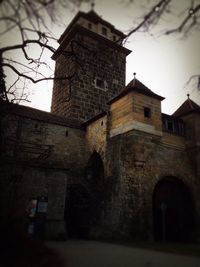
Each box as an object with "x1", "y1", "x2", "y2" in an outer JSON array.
[{"x1": 1, "y1": 10, "x2": 200, "y2": 242}]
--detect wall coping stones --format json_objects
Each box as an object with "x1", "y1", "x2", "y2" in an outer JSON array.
[{"x1": 110, "y1": 120, "x2": 163, "y2": 137}]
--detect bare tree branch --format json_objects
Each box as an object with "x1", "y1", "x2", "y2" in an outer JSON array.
[
  {"x1": 166, "y1": 3, "x2": 200, "y2": 35},
  {"x1": 0, "y1": 0, "x2": 199, "y2": 104},
  {"x1": 0, "y1": 39, "x2": 56, "y2": 54},
  {"x1": 2, "y1": 62, "x2": 76, "y2": 83},
  {"x1": 125, "y1": 0, "x2": 172, "y2": 39}
]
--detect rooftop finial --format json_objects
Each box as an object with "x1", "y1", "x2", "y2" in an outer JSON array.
[
  {"x1": 187, "y1": 93, "x2": 190, "y2": 99},
  {"x1": 91, "y1": 1, "x2": 95, "y2": 11},
  {"x1": 133, "y1": 72, "x2": 136, "y2": 79}
]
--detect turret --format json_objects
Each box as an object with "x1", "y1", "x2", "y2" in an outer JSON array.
[{"x1": 173, "y1": 96, "x2": 200, "y2": 177}]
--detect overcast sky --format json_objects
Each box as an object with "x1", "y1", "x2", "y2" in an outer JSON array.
[{"x1": 3, "y1": 0, "x2": 200, "y2": 115}]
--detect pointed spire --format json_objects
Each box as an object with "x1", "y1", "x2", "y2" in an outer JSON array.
[
  {"x1": 133, "y1": 72, "x2": 136, "y2": 79},
  {"x1": 187, "y1": 93, "x2": 190, "y2": 99}
]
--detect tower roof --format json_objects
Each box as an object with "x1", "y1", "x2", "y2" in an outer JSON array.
[
  {"x1": 108, "y1": 78, "x2": 165, "y2": 104},
  {"x1": 173, "y1": 97, "x2": 200, "y2": 117},
  {"x1": 59, "y1": 10, "x2": 126, "y2": 44},
  {"x1": 52, "y1": 10, "x2": 131, "y2": 60}
]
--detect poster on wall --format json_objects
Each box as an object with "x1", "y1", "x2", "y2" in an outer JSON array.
[
  {"x1": 37, "y1": 196, "x2": 48, "y2": 213},
  {"x1": 28, "y1": 199, "x2": 37, "y2": 218}
]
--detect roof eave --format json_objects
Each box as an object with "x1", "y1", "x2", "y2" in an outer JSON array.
[
  {"x1": 82, "y1": 111, "x2": 107, "y2": 128},
  {"x1": 52, "y1": 24, "x2": 131, "y2": 60},
  {"x1": 173, "y1": 110, "x2": 200, "y2": 118},
  {"x1": 107, "y1": 86, "x2": 165, "y2": 105}
]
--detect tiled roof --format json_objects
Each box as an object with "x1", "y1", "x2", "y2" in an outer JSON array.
[
  {"x1": 1, "y1": 102, "x2": 82, "y2": 129},
  {"x1": 173, "y1": 98, "x2": 200, "y2": 117},
  {"x1": 108, "y1": 78, "x2": 164, "y2": 104}
]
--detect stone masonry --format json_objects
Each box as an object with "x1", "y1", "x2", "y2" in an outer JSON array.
[
  {"x1": 1, "y1": 9, "x2": 200, "y2": 242},
  {"x1": 51, "y1": 10, "x2": 131, "y2": 122}
]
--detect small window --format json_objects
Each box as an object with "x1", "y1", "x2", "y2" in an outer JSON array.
[
  {"x1": 102, "y1": 27, "x2": 107, "y2": 36},
  {"x1": 95, "y1": 78, "x2": 108, "y2": 91},
  {"x1": 96, "y1": 78, "x2": 104, "y2": 88},
  {"x1": 113, "y1": 35, "x2": 116, "y2": 41},
  {"x1": 88, "y1": 23, "x2": 92, "y2": 29},
  {"x1": 144, "y1": 107, "x2": 151, "y2": 118}
]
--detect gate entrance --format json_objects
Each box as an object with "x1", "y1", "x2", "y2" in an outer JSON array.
[
  {"x1": 65, "y1": 151, "x2": 104, "y2": 239},
  {"x1": 65, "y1": 184, "x2": 91, "y2": 239},
  {"x1": 153, "y1": 177, "x2": 194, "y2": 242}
]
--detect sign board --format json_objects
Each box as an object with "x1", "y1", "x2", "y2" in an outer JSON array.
[
  {"x1": 37, "y1": 196, "x2": 48, "y2": 213},
  {"x1": 28, "y1": 199, "x2": 37, "y2": 218}
]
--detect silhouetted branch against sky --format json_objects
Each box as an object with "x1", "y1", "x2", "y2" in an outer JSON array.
[
  {"x1": 124, "y1": 0, "x2": 200, "y2": 37},
  {"x1": 0, "y1": 0, "x2": 92, "y2": 102},
  {"x1": 0, "y1": 0, "x2": 199, "y2": 103}
]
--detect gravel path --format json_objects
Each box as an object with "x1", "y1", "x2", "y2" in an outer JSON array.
[{"x1": 47, "y1": 240, "x2": 200, "y2": 267}]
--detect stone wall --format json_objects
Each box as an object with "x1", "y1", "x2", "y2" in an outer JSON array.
[
  {"x1": 85, "y1": 115, "x2": 107, "y2": 162},
  {"x1": 84, "y1": 106, "x2": 199, "y2": 241},
  {"x1": 2, "y1": 113, "x2": 86, "y2": 167},
  {"x1": 162, "y1": 132, "x2": 185, "y2": 148},
  {"x1": 0, "y1": 163, "x2": 67, "y2": 239},
  {"x1": 1, "y1": 112, "x2": 87, "y2": 239},
  {"x1": 100, "y1": 129, "x2": 199, "y2": 241}
]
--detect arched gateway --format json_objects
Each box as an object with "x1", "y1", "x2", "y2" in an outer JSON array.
[
  {"x1": 65, "y1": 151, "x2": 104, "y2": 239},
  {"x1": 153, "y1": 177, "x2": 194, "y2": 242}
]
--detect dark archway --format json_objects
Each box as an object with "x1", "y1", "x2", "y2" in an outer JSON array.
[
  {"x1": 65, "y1": 184, "x2": 91, "y2": 239},
  {"x1": 85, "y1": 151, "x2": 104, "y2": 188},
  {"x1": 65, "y1": 151, "x2": 104, "y2": 239},
  {"x1": 153, "y1": 177, "x2": 194, "y2": 242}
]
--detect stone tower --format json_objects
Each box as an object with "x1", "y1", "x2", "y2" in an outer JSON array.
[{"x1": 51, "y1": 10, "x2": 131, "y2": 122}]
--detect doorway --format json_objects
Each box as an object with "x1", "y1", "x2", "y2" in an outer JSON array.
[
  {"x1": 153, "y1": 177, "x2": 194, "y2": 242},
  {"x1": 65, "y1": 184, "x2": 91, "y2": 239}
]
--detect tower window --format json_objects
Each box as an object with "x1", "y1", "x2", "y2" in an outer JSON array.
[
  {"x1": 113, "y1": 35, "x2": 116, "y2": 41},
  {"x1": 88, "y1": 23, "x2": 92, "y2": 29},
  {"x1": 102, "y1": 27, "x2": 107, "y2": 36},
  {"x1": 144, "y1": 107, "x2": 151, "y2": 118},
  {"x1": 96, "y1": 78, "x2": 104, "y2": 88},
  {"x1": 94, "y1": 78, "x2": 108, "y2": 91}
]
